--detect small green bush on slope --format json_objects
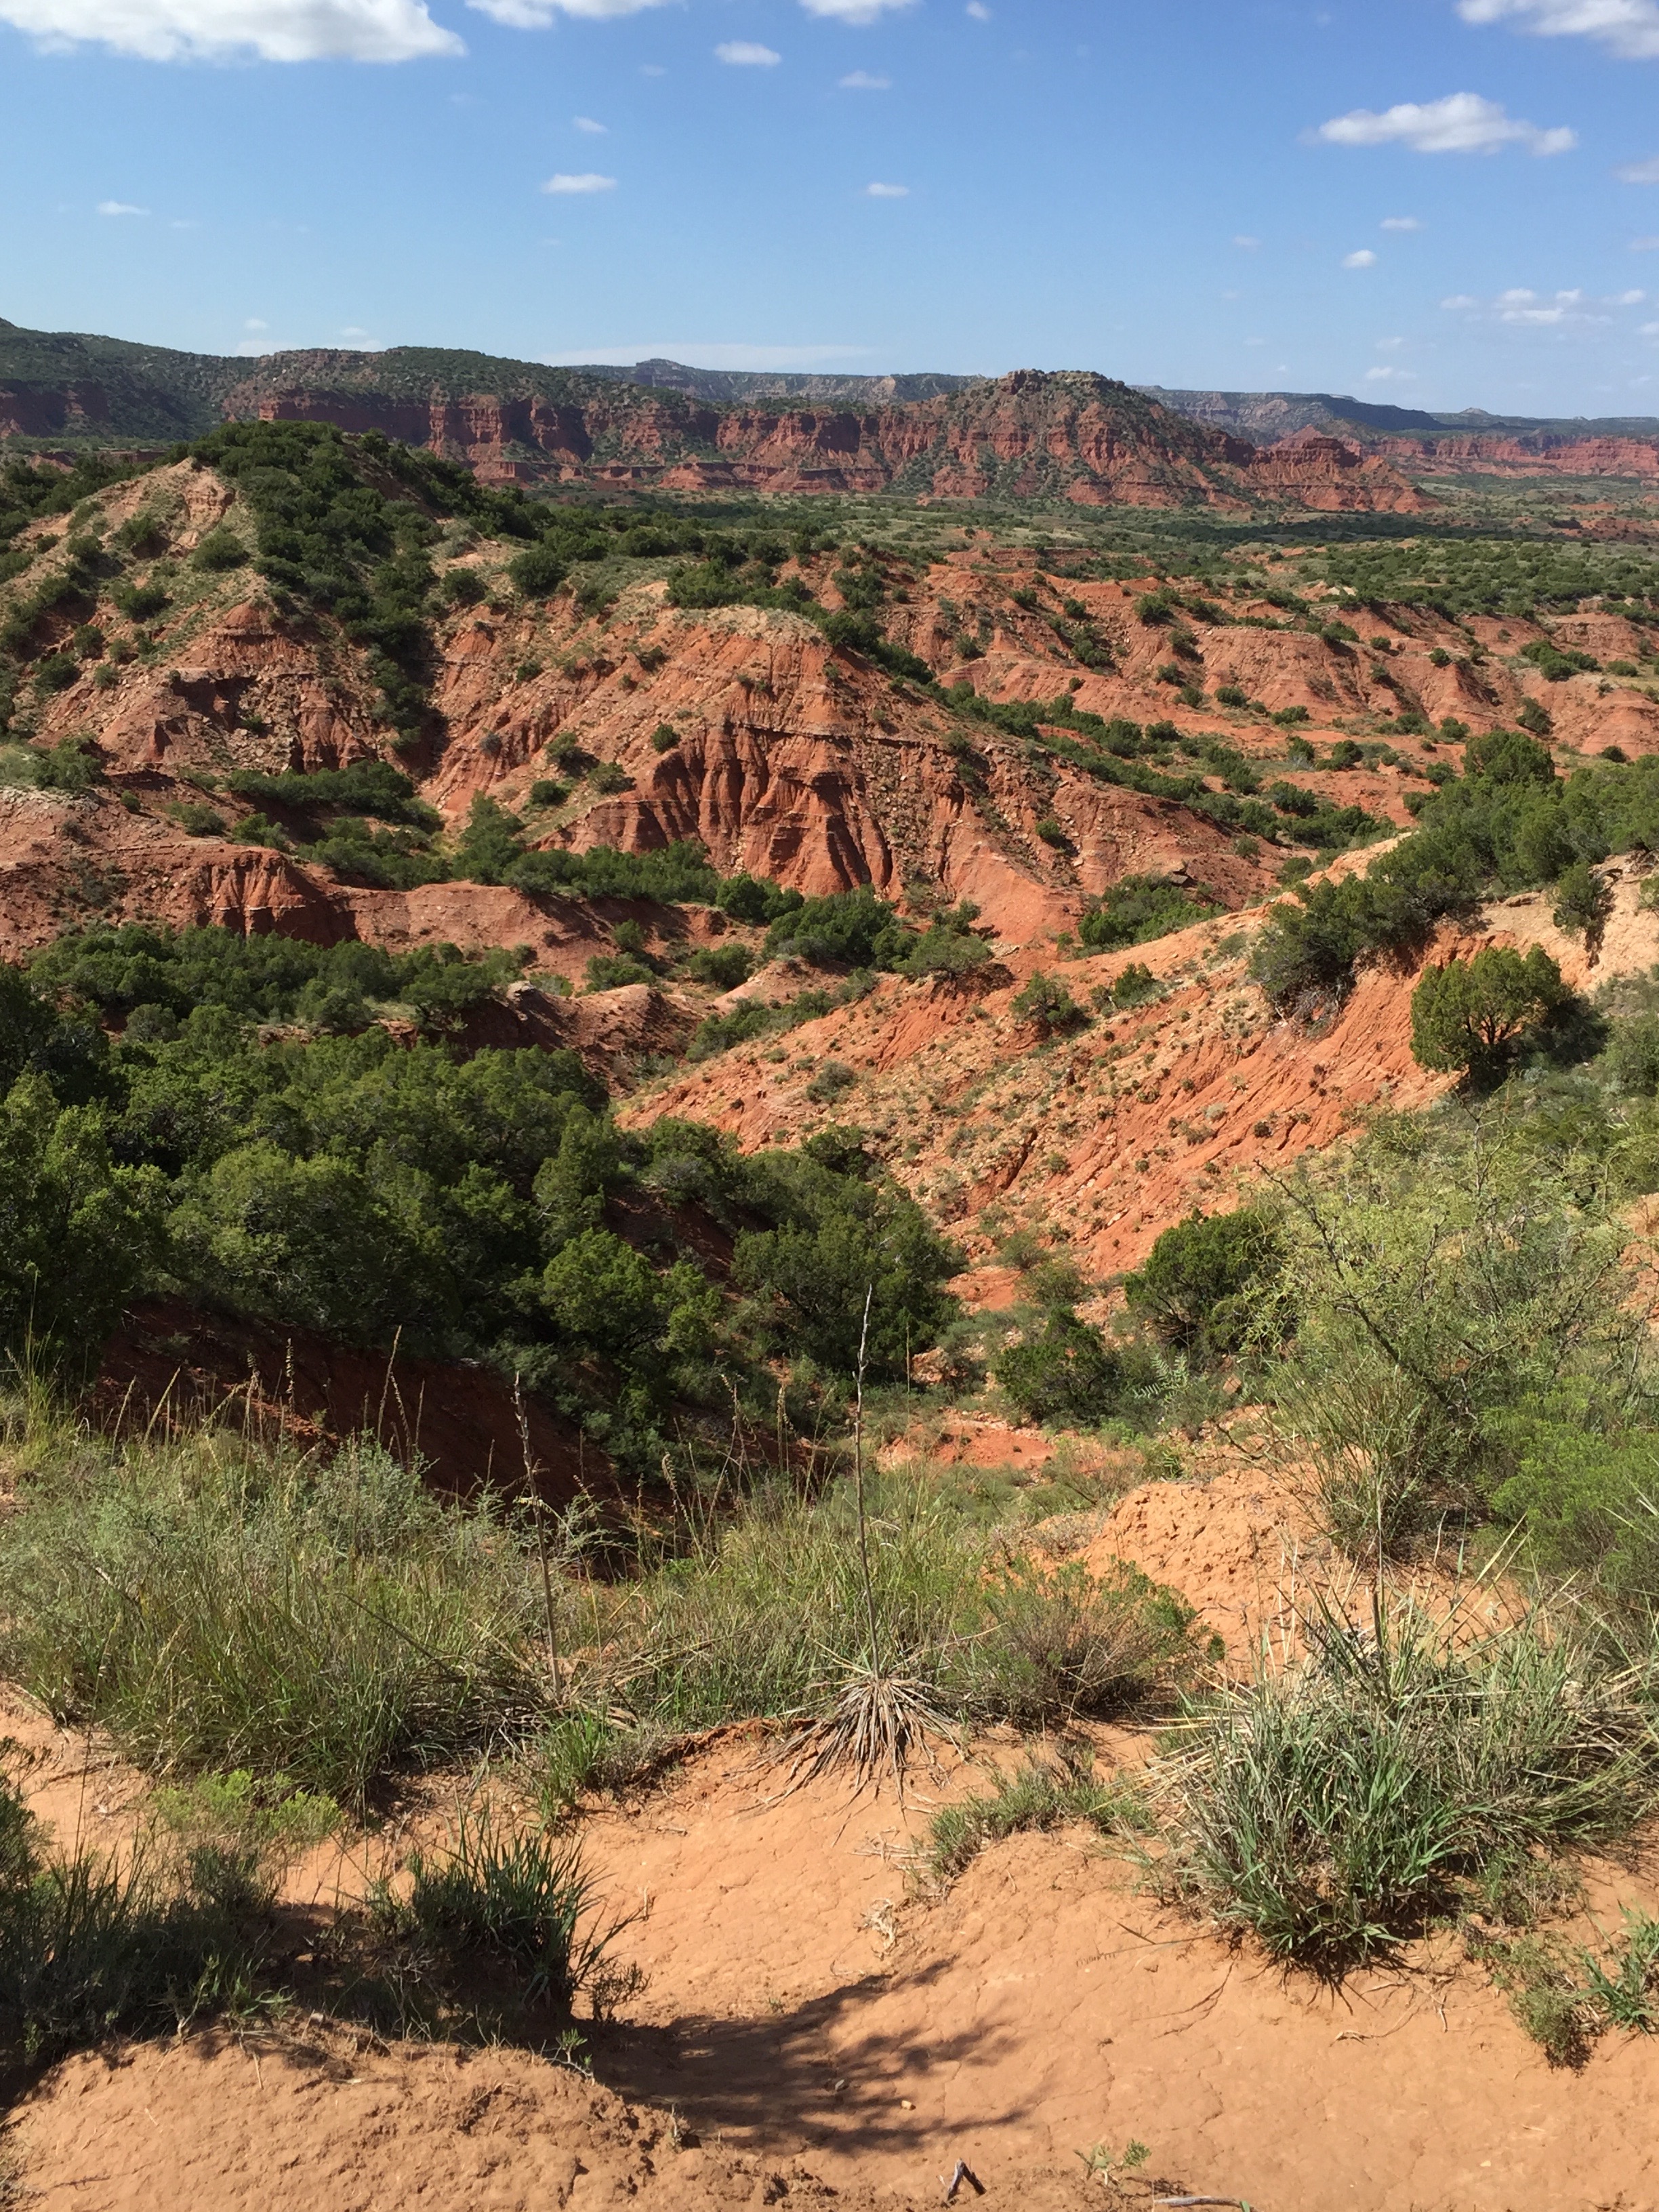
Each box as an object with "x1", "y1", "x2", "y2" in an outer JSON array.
[{"x1": 1260, "y1": 1109, "x2": 1643, "y2": 1561}]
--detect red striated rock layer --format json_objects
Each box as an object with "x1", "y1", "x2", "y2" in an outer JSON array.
[
  {"x1": 238, "y1": 370, "x2": 1430, "y2": 512},
  {"x1": 1377, "y1": 432, "x2": 1659, "y2": 480}
]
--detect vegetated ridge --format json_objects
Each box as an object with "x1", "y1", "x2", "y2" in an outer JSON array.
[{"x1": 0, "y1": 318, "x2": 1425, "y2": 510}]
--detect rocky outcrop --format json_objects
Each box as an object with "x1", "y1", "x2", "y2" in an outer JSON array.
[
  {"x1": 1374, "y1": 432, "x2": 1659, "y2": 480},
  {"x1": 234, "y1": 367, "x2": 1429, "y2": 512}
]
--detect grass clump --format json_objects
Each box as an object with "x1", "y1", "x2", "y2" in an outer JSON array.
[
  {"x1": 928, "y1": 1746, "x2": 1146, "y2": 1883},
  {"x1": 0, "y1": 1429, "x2": 545, "y2": 1808},
  {"x1": 0, "y1": 1759, "x2": 278, "y2": 2074},
  {"x1": 1481, "y1": 1910, "x2": 1659, "y2": 2066},
  {"x1": 377, "y1": 1810, "x2": 638, "y2": 2014},
  {"x1": 1158, "y1": 1595, "x2": 1655, "y2": 1973},
  {"x1": 567, "y1": 1473, "x2": 1197, "y2": 1744}
]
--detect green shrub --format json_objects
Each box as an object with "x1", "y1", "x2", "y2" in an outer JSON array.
[
  {"x1": 764, "y1": 886, "x2": 909, "y2": 971},
  {"x1": 190, "y1": 527, "x2": 247, "y2": 573},
  {"x1": 650, "y1": 723, "x2": 678, "y2": 752},
  {"x1": 164, "y1": 800, "x2": 226, "y2": 837},
  {"x1": 998, "y1": 1311, "x2": 1132, "y2": 1425},
  {"x1": 1603, "y1": 1012, "x2": 1659, "y2": 1097},
  {"x1": 1108, "y1": 961, "x2": 1160, "y2": 1008},
  {"x1": 112, "y1": 580, "x2": 169, "y2": 621},
  {"x1": 1410, "y1": 946, "x2": 1568, "y2": 1082},
  {"x1": 33, "y1": 652, "x2": 79, "y2": 695},
  {"x1": 684, "y1": 943, "x2": 753, "y2": 991},
  {"x1": 225, "y1": 760, "x2": 436, "y2": 829},
  {"x1": 1078, "y1": 875, "x2": 1221, "y2": 952},
  {"x1": 1553, "y1": 862, "x2": 1614, "y2": 945},
  {"x1": 583, "y1": 953, "x2": 653, "y2": 992},
  {"x1": 0, "y1": 1072, "x2": 166, "y2": 1371},
  {"x1": 806, "y1": 1060, "x2": 857, "y2": 1104},
  {"x1": 1124, "y1": 1206, "x2": 1281, "y2": 1360},
  {"x1": 1267, "y1": 1121, "x2": 1639, "y2": 1560},
  {"x1": 1012, "y1": 970, "x2": 1083, "y2": 1034}
]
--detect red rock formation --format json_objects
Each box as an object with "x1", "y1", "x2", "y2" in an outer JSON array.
[
  {"x1": 235, "y1": 370, "x2": 1430, "y2": 514},
  {"x1": 0, "y1": 382, "x2": 112, "y2": 438},
  {"x1": 1376, "y1": 432, "x2": 1659, "y2": 480}
]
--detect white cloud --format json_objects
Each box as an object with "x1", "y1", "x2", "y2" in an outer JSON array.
[
  {"x1": 244, "y1": 316, "x2": 268, "y2": 329},
  {"x1": 96, "y1": 197, "x2": 148, "y2": 214},
  {"x1": 1343, "y1": 248, "x2": 1378, "y2": 268},
  {"x1": 865, "y1": 180, "x2": 909, "y2": 196},
  {"x1": 1233, "y1": 232, "x2": 1261, "y2": 248},
  {"x1": 542, "y1": 171, "x2": 616, "y2": 192},
  {"x1": 715, "y1": 37, "x2": 779, "y2": 62},
  {"x1": 1317, "y1": 91, "x2": 1576, "y2": 157},
  {"x1": 1643, "y1": 321, "x2": 1659, "y2": 335},
  {"x1": 838, "y1": 68, "x2": 889, "y2": 86},
  {"x1": 573, "y1": 114, "x2": 606, "y2": 132},
  {"x1": 1377, "y1": 335, "x2": 1407, "y2": 349},
  {"x1": 1460, "y1": 0, "x2": 1659, "y2": 60},
  {"x1": 5, "y1": 0, "x2": 462, "y2": 58},
  {"x1": 966, "y1": 0, "x2": 989, "y2": 15},
  {"x1": 468, "y1": 0, "x2": 668, "y2": 24},
  {"x1": 1380, "y1": 215, "x2": 1423, "y2": 230},
  {"x1": 1620, "y1": 157, "x2": 1659, "y2": 182},
  {"x1": 341, "y1": 324, "x2": 370, "y2": 337},
  {"x1": 1366, "y1": 365, "x2": 1418, "y2": 380},
  {"x1": 1443, "y1": 283, "x2": 1628, "y2": 326},
  {"x1": 800, "y1": 0, "x2": 915, "y2": 17},
  {"x1": 1635, "y1": 234, "x2": 1659, "y2": 247}
]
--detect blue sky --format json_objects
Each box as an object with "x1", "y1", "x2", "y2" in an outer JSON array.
[{"x1": 6, "y1": 0, "x2": 1659, "y2": 415}]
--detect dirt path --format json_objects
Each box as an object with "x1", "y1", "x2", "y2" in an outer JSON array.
[{"x1": 15, "y1": 1738, "x2": 1659, "y2": 2211}]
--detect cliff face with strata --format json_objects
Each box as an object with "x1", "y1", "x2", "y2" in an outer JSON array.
[
  {"x1": 7, "y1": 447, "x2": 1647, "y2": 1000},
  {"x1": 239, "y1": 368, "x2": 1430, "y2": 510},
  {"x1": 1374, "y1": 432, "x2": 1659, "y2": 480}
]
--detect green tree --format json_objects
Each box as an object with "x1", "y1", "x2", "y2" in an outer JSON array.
[
  {"x1": 1552, "y1": 862, "x2": 1614, "y2": 956},
  {"x1": 1124, "y1": 1206, "x2": 1281, "y2": 1360},
  {"x1": 1410, "y1": 946, "x2": 1568, "y2": 1082},
  {"x1": 539, "y1": 1229, "x2": 663, "y2": 1354},
  {"x1": 0, "y1": 1076, "x2": 166, "y2": 1369}
]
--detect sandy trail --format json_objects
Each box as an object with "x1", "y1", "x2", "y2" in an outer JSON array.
[{"x1": 9, "y1": 1453, "x2": 1659, "y2": 2212}]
